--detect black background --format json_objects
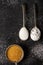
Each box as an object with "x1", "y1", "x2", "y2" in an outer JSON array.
[{"x1": 0, "y1": 0, "x2": 43, "y2": 65}]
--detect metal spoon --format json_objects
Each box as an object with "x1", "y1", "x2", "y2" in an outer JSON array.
[
  {"x1": 19, "y1": 4, "x2": 29, "y2": 41},
  {"x1": 30, "y1": 4, "x2": 41, "y2": 41},
  {"x1": 5, "y1": 44, "x2": 24, "y2": 65}
]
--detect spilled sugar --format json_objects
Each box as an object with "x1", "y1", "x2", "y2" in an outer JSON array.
[
  {"x1": 31, "y1": 44, "x2": 43, "y2": 61},
  {"x1": 0, "y1": 40, "x2": 8, "y2": 64},
  {"x1": 2, "y1": 0, "x2": 19, "y2": 6}
]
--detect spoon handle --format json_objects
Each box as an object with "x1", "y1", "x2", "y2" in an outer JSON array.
[
  {"x1": 33, "y1": 4, "x2": 36, "y2": 26},
  {"x1": 22, "y1": 4, "x2": 26, "y2": 27},
  {"x1": 15, "y1": 62, "x2": 17, "y2": 65}
]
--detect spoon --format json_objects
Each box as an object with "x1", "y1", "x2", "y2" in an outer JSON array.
[
  {"x1": 19, "y1": 4, "x2": 29, "y2": 41},
  {"x1": 30, "y1": 4, "x2": 41, "y2": 41},
  {"x1": 5, "y1": 44, "x2": 24, "y2": 65}
]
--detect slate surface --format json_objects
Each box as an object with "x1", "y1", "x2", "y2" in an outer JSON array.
[{"x1": 0, "y1": 0, "x2": 43, "y2": 65}]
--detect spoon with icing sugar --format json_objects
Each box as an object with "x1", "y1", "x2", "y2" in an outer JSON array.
[
  {"x1": 30, "y1": 4, "x2": 41, "y2": 41},
  {"x1": 19, "y1": 4, "x2": 29, "y2": 41}
]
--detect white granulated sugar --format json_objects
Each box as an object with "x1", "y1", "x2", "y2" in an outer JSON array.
[
  {"x1": 30, "y1": 26, "x2": 41, "y2": 41},
  {"x1": 31, "y1": 44, "x2": 43, "y2": 60}
]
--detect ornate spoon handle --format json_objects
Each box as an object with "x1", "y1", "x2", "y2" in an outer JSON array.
[
  {"x1": 33, "y1": 4, "x2": 36, "y2": 26},
  {"x1": 22, "y1": 4, "x2": 26, "y2": 27},
  {"x1": 15, "y1": 62, "x2": 17, "y2": 65}
]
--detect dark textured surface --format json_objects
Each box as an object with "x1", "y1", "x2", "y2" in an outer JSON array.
[{"x1": 0, "y1": 0, "x2": 43, "y2": 65}]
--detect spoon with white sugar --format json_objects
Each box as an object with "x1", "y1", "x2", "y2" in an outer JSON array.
[{"x1": 30, "y1": 4, "x2": 41, "y2": 41}]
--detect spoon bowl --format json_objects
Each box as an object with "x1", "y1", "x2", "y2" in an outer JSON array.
[{"x1": 5, "y1": 44, "x2": 24, "y2": 63}]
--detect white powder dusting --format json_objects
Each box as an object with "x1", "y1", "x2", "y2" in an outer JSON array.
[{"x1": 31, "y1": 44, "x2": 43, "y2": 60}]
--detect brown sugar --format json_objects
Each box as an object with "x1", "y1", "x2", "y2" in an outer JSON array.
[{"x1": 6, "y1": 44, "x2": 24, "y2": 63}]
